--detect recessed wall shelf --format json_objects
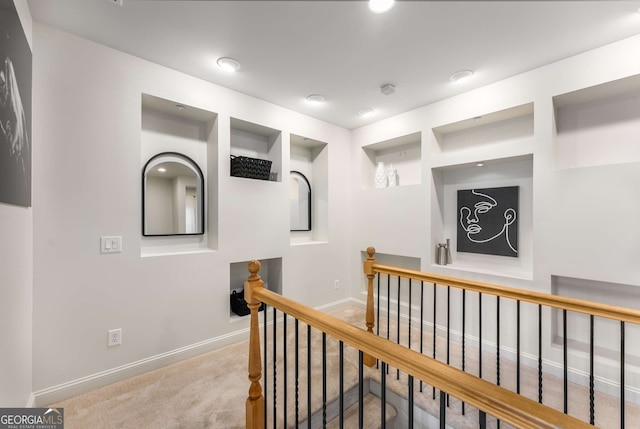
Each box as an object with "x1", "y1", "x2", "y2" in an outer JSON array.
[
  {"x1": 290, "y1": 134, "x2": 329, "y2": 245},
  {"x1": 229, "y1": 257, "x2": 282, "y2": 320},
  {"x1": 361, "y1": 131, "x2": 421, "y2": 189},
  {"x1": 230, "y1": 117, "x2": 282, "y2": 182},
  {"x1": 431, "y1": 103, "x2": 534, "y2": 169},
  {"x1": 140, "y1": 94, "x2": 218, "y2": 256},
  {"x1": 552, "y1": 275, "x2": 640, "y2": 365},
  {"x1": 553, "y1": 74, "x2": 640, "y2": 170},
  {"x1": 430, "y1": 155, "x2": 533, "y2": 280}
]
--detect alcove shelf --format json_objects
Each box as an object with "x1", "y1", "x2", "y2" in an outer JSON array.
[
  {"x1": 140, "y1": 93, "x2": 218, "y2": 256},
  {"x1": 230, "y1": 117, "x2": 282, "y2": 182},
  {"x1": 229, "y1": 257, "x2": 282, "y2": 321},
  {"x1": 290, "y1": 134, "x2": 329, "y2": 245},
  {"x1": 431, "y1": 103, "x2": 534, "y2": 169},
  {"x1": 551, "y1": 275, "x2": 640, "y2": 368},
  {"x1": 430, "y1": 154, "x2": 533, "y2": 280},
  {"x1": 361, "y1": 131, "x2": 421, "y2": 189},
  {"x1": 553, "y1": 73, "x2": 640, "y2": 170}
]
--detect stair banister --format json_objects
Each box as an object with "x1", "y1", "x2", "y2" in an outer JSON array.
[
  {"x1": 244, "y1": 260, "x2": 264, "y2": 429},
  {"x1": 244, "y1": 259, "x2": 595, "y2": 429}
]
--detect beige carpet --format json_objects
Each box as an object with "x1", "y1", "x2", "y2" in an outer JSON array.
[{"x1": 50, "y1": 307, "x2": 638, "y2": 428}]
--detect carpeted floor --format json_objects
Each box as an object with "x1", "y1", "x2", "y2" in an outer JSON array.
[{"x1": 50, "y1": 307, "x2": 638, "y2": 428}]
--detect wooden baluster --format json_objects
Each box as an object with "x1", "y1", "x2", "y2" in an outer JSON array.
[
  {"x1": 245, "y1": 260, "x2": 265, "y2": 429},
  {"x1": 363, "y1": 246, "x2": 377, "y2": 367}
]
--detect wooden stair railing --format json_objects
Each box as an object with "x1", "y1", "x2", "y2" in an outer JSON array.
[
  {"x1": 364, "y1": 247, "x2": 640, "y2": 323},
  {"x1": 245, "y1": 259, "x2": 595, "y2": 429},
  {"x1": 363, "y1": 246, "x2": 640, "y2": 429}
]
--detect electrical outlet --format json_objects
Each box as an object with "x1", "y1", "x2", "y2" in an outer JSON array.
[
  {"x1": 108, "y1": 328, "x2": 122, "y2": 347},
  {"x1": 334, "y1": 280, "x2": 339, "y2": 290}
]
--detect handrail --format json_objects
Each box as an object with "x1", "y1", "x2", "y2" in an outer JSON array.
[
  {"x1": 244, "y1": 260, "x2": 595, "y2": 429},
  {"x1": 366, "y1": 248, "x2": 640, "y2": 324}
]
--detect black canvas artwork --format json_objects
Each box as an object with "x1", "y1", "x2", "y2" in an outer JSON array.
[
  {"x1": 0, "y1": 0, "x2": 32, "y2": 207},
  {"x1": 457, "y1": 186, "x2": 519, "y2": 257}
]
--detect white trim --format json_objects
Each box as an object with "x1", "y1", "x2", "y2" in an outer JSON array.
[
  {"x1": 34, "y1": 328, "x2": 251, "y2": 406},
  {"x1": 25, "y1": 393, "x2": 36, "y2": 408},
  {"x1": 32, "y1": 298, "x2": 354, "y2": 406},
  {"x1": 356, "y1": 290, "x2": 640, "y2": 404}
]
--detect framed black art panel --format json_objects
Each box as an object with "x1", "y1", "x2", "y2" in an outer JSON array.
[
  {"x1": 457, "y1": 186, "x2": 519, "y2": 257},
  {"x1": 0, "y1": 0, "x2": 32, "y2": 207}
]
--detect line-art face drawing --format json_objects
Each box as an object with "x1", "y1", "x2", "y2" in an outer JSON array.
[{"x1": 457, "y1": 187, "x2": 518, "y2": 257}]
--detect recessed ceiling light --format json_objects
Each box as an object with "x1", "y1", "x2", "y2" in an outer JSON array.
[
  {"x1": 450, "y1": 70, "x2": 474, "y2": 84},
  {"x1": 476, "y1": 162, "x2": 484, "y2": 167},
  {"x1": 369, "y1": 0, "x2": 394, "y2": 13},
  {"x1": 157, "y1": 167, "x2": 167, "y2": 173},
  {"x1": 175, "y1": 104, "x2": 186, "y2": 111},
  {"x1": 306, "y1": 94, "x2": 326, "y2": 105},
  {"x1": 217, "y1": 57, "x2": 241, "y2": 73},
  {"x1": 358, "y1": 108, "x2": 375, "y2": 118}
]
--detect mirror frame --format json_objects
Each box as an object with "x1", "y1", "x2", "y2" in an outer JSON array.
[
  {"x1": 290, "y1": 170, "x2": 311, "y2": 232},
  {"x1": 142, "y1": 152, "x2": 205, "y2": 237}
]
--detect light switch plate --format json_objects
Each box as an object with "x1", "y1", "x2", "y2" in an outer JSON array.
[{"x1": 101, "y1": 236, "x2": 122, "y2": 254}]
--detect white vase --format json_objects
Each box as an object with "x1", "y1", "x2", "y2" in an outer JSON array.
[
  {"x1": 374, "y1": 162, "x2": 387, "y2": 188},
  {"x1": 387, "y1": 164, "x2": 398, "y2": 187}
]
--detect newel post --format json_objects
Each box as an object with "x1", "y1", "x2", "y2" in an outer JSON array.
[
  {"x1": 245, "y1": 260, "x2": 265, "y2": 429},
  {"x1": 363, "y1": 246, "x2": 377, "y2": 367}
]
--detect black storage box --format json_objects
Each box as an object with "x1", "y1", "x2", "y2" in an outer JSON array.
[
  {"x1": 230, "y1": 289, "x2": 265, "y2": 316},
  {"x1": 230, "y1": 155, "x2": 272, "y2": 180}
]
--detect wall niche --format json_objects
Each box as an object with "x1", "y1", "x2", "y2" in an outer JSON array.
[
  {"x1": 140, "y1": 94, "x2": 218, "y2": 256},
  {"x1": 290, "y1": 134, "x2": 328, "y2": 245},
  {"x1": 230, "y1": 117, "x2": 282, "y2": 182},
  {"x1": 553, "y1": 74, "x2": 640, "y2": 170},
  {"x1": 361, "y1": 132, "x2": 421, "y2": 189},
  {"x1": 229, "y1": 257, "x2": 282, "y2": 321},
  {"x1": 431, "y1": 155, "x2": 533, "y2": 280}
]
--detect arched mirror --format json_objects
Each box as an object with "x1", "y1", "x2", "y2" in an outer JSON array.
[
  {"x1": 142, "y1": 152, "x2": 204, "y2": 236},
  {"x1": 290, "y1": 171, "x2": 311, "y2": 231}
]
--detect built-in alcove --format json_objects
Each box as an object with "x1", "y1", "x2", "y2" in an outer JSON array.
[
  {"x1": 553, "y1": 74, "x2": 640, "y2": 170},
  {"x1": 229, "y1": 257, "x2": 282, "y2": 320},
  {"x1": 551, "y1": 275, "x2": 640, "y2": 366},
  {"x1": 430, "y1": 155, "x2": 533, "y2": 279},
  {"x1": 290, "y1": 134, "x2": 329, "y2": 245},
  {"x1": 431, "y1": 103, "x2": 534, "y2": 169},
  {"x1": 361, "y1": 132, "x2": 421, "y2": 189},
  {"x1": 140, "y1": 94, "x2": 218, "y2": 256},
  {"x1": 230, "y1": 117, "x2": 282, "y2": 182}
]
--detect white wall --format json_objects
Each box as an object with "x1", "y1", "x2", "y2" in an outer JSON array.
[
  {"x1": 31, "y1": 23, "x2": 352, "y2": 403},
  {"x1": 26, "y1": 12, "x2": 640, "y2": 406},
  {"x1": 0, "y1": 0, "x2": 33, "y2": 408},
  {"x1": 350, "y1": 33, "x2": 640, "y2": 396}
]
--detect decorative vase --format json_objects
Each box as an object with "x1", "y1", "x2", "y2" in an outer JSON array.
[
  {"x1": 387, "y1": 164, "x2": 398, "y2": 187},
  {"x1": 375, "y1": 162, "x2": 387, "y2": 188},
  {"x1": 437, "y1": 243, "x2": 447, "y2": 265}
]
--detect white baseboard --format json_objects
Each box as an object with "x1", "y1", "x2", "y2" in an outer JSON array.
[
  {"x1": 355, "y1": 290, "x2": 640, "y2": 404},
  {"x1": 33, "y1": 327, "x2": 252, "y2": 407},
  {"x1": 25, "y1": 393, "x2": 35, "y2": 408},
  {"x1": 32, "y1": 298, "x2": 356, "y2": 407}
]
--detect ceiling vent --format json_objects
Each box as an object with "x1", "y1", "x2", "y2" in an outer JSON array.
[{"x1": 380, "y1": 83, "x2": 395, "y2": 96}]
